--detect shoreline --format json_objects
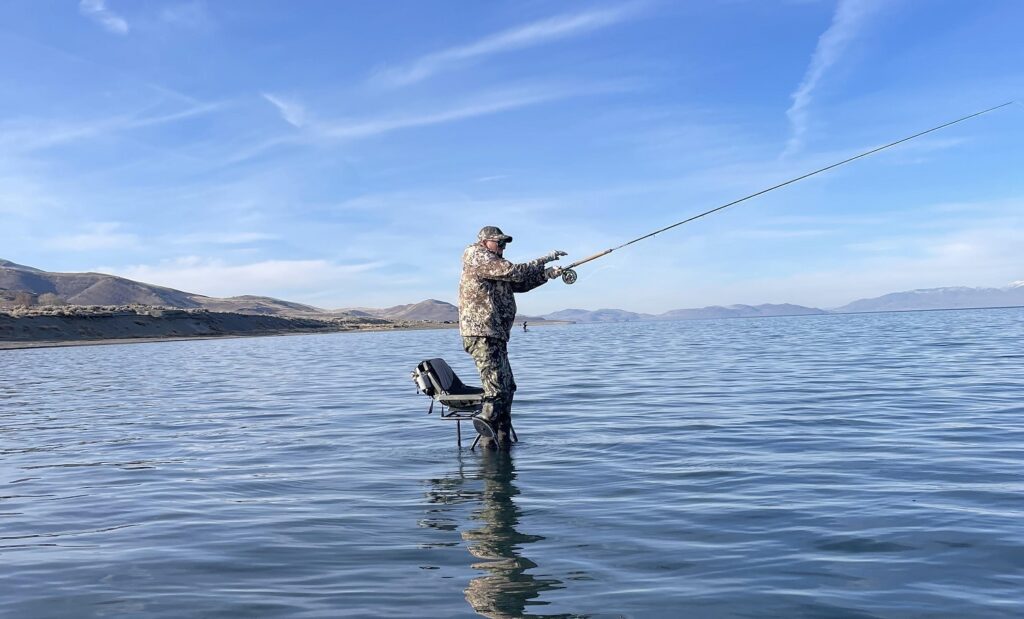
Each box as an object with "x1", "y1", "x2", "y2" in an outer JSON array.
[
  {"x1": 0, "y1": 306, "x2": 456, "y2": 351},
  {"x1": 0, "y1": 322, "x2": 458, "y2": 351},
  {"x1": 0, "y1": 313, "x2": 572, "y2": 351}
]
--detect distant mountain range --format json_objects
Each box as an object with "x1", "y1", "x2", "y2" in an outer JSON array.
[
  {"x1": 832, "y1": 283, "x2": 1024, "y2": 313},
  {"x1": 544, "y1": 303, "x2": 826, "y2": 322},
  {"x1": 3, "y1": 259, "x2": 1022, "y2": 322},
  {"x1": 541, "y1": 284, "x2": 1024, "y2": 322}
]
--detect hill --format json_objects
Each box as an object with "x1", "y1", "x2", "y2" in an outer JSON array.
[
  {"x1": 834, "y1": 283, "x2": 1024, "y2": 313},
  {"x1": 370, "y1": 299, "x2": 459, "y2": 322},
  {"x1": 0, "y1": 259, "x2": 323, "y2": 316},
  {"x1": 544, "y1": 308, "x2": 652, "y2": 322},
  {"x1": 0, "y1": 259, "x2": 43, "y2": 272}
]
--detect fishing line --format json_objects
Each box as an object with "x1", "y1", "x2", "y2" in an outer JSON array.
[{"x1": 557, "y1": 101, "x2": 1016, "y2": 285}]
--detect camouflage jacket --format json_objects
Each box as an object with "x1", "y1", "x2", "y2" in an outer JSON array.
[{"x1": 459, "y1": 243, "x2": 548, "y2": 340}]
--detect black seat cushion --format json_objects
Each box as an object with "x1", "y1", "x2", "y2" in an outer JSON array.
[{"x1": 415, "y1": 359, "x2": 484, "y2": 409}]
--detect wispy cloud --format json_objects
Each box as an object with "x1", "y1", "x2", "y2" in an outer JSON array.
[
  {"x1": 104, "y1": 256, "x2": 385, "y2": 298},
  {"x1": 0, "y1": 119, "x2": 107, "y2": 152},
  {"x1": 45, "y1": 222, "x2": 140, "y2": 251},
  {"x1": 317, "y1": 82, "x2": 627, "y2": 140},
  {"x1": 262, "y1": 93, "x2": 307, "y2": 128},
  {"x1": 728, "y1": 228, "x2": 832, "y2": 240},
  {"x1": 783, "y1": 0, "x2": 879, "y2": 157},
  {"x1": 129, "y1": 101, "x2": 228, "y2": 128},
  {"x1": 0, "y1": 101, "x2": 227, "y2": 153},
  {"x1": 79, "y1": 0, "x2": 129, "y2": 35},
  {"x1": 373, "y1": 5, "x2": 639, "y2": 87},
  {"x1": 172, "y1": 231, "x2": 279, "y2": 245},
  {"x1": 159, "y1": 1, "x2": 215, "y2": 31},
  {"x1": 230, "y1": 81, "x2": 628, "y2": 163},
  {"x1": 0, "y1": 175, "x2": 60, "y2": 217},
  {"x1": 223, "y1": 81, "x2": 605, "y2": 164},
  {"x1": 872, "y1": 136, "x2": 971, "y2": 166}
]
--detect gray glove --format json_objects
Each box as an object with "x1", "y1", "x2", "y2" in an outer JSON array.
[
  {"x1": 544, "y1": 267, "x2": 563, "y2": 280},
  {"x1": 537, "y1": 250, "x2": 568, "y2": 264}
]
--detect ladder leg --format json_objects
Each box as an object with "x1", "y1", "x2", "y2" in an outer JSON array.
[
  {"x1": 456, "y1": 420, "x2": 461, "y2": 448},
  {"x1": 470, "y1": 434, "x2": 481, "y2": 450}
]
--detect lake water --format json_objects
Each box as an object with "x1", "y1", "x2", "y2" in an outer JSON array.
[{"x1": 2, "y1": 308, "x2": 1023, "y2": 618}]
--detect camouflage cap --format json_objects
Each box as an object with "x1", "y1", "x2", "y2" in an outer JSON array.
[{"x1": 477, "y1": 226, "x2": 513, "y2": 243}]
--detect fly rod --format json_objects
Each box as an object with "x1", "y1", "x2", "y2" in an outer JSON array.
[{"x1": 556, "y1": 101, "x2": 1016, "y2": 285}]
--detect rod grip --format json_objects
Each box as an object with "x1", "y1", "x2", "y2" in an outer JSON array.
[{"x1": 566, "y1": 249, "x2": 613, "y2": 269}]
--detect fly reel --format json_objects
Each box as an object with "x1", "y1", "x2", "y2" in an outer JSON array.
[{"x1": 561, "y1": 268, "x2": 578, "y2": 285}]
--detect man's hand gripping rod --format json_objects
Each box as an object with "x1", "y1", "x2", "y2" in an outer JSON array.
[{"x1": 555, "y1": 101, "x2": 1015, "y2": 285}]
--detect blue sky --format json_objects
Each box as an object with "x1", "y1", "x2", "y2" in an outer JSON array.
[{"x1": 1, "y1": 1, "x2": 1021, "y2": 313}]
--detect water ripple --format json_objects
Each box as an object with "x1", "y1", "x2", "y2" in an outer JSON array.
[{"x1": 2, "y1": 308, "x2": 1023, "y2": 617}]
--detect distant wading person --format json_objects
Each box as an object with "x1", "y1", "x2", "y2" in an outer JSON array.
[{"x1": 459, "y1": 226, "x2": 566, "y2": 449}]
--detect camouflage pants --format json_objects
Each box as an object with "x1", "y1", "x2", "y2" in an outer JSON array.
[{"x1": 462, "y1": 336, "x2": 517, "y2": 424}]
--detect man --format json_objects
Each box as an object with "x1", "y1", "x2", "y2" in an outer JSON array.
[{"x1": 459, "y1": 226, "x2": 566, "y2": 449}]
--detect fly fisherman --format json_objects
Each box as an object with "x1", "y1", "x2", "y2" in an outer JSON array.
[{"x1": 459, "y1": 226, "x2": 566, "y2": 449}]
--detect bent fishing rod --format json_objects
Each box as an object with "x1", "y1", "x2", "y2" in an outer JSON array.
[{"x1": 555, "y1": 101, "x2": 1016, "y2": 285}]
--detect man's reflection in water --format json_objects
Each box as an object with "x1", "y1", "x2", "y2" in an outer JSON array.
[{"x1": 423, "y1": 451, "x2": 568, "y2": 618}]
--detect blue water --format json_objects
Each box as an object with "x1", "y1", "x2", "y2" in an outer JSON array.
[{"x1": 2, "y1": 308, "x2": 1023, "y2": 618}]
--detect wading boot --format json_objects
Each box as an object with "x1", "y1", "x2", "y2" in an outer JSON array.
[
  {"x1": 495, "y1": 416, "x2": 514, "y2": 450},
  {"x1": 489, "y1": 401, "x2": 513, "y2": 450}
]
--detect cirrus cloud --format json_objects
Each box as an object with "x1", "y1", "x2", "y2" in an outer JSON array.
[
  {"x1": 784, "y1": 0, "x2": 881, "y2": 157},
  {"x1": 79, "y1": 0, "x2": 129, "y2": 35},
  {"x1": 102, "y1": 256, "x2": 386, "y2": 299},
  {"x1": 45, "y1": 222, "x2": 140, "y2": 251},
  {"x1": 372, "y1": 5, "x2": 641, "y2": 87}
]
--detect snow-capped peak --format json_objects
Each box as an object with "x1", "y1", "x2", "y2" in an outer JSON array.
[{"x1": 1011, "y1": 280, "x2": 1024, "y2": 289}]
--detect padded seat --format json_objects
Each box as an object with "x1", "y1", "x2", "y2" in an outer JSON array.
[
  {"x1": 412, "y1": 358, "x2": 484, "y2": 412},
  {"x1": 413, "y1": 358, "x2": 517, "y2": 449}
]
